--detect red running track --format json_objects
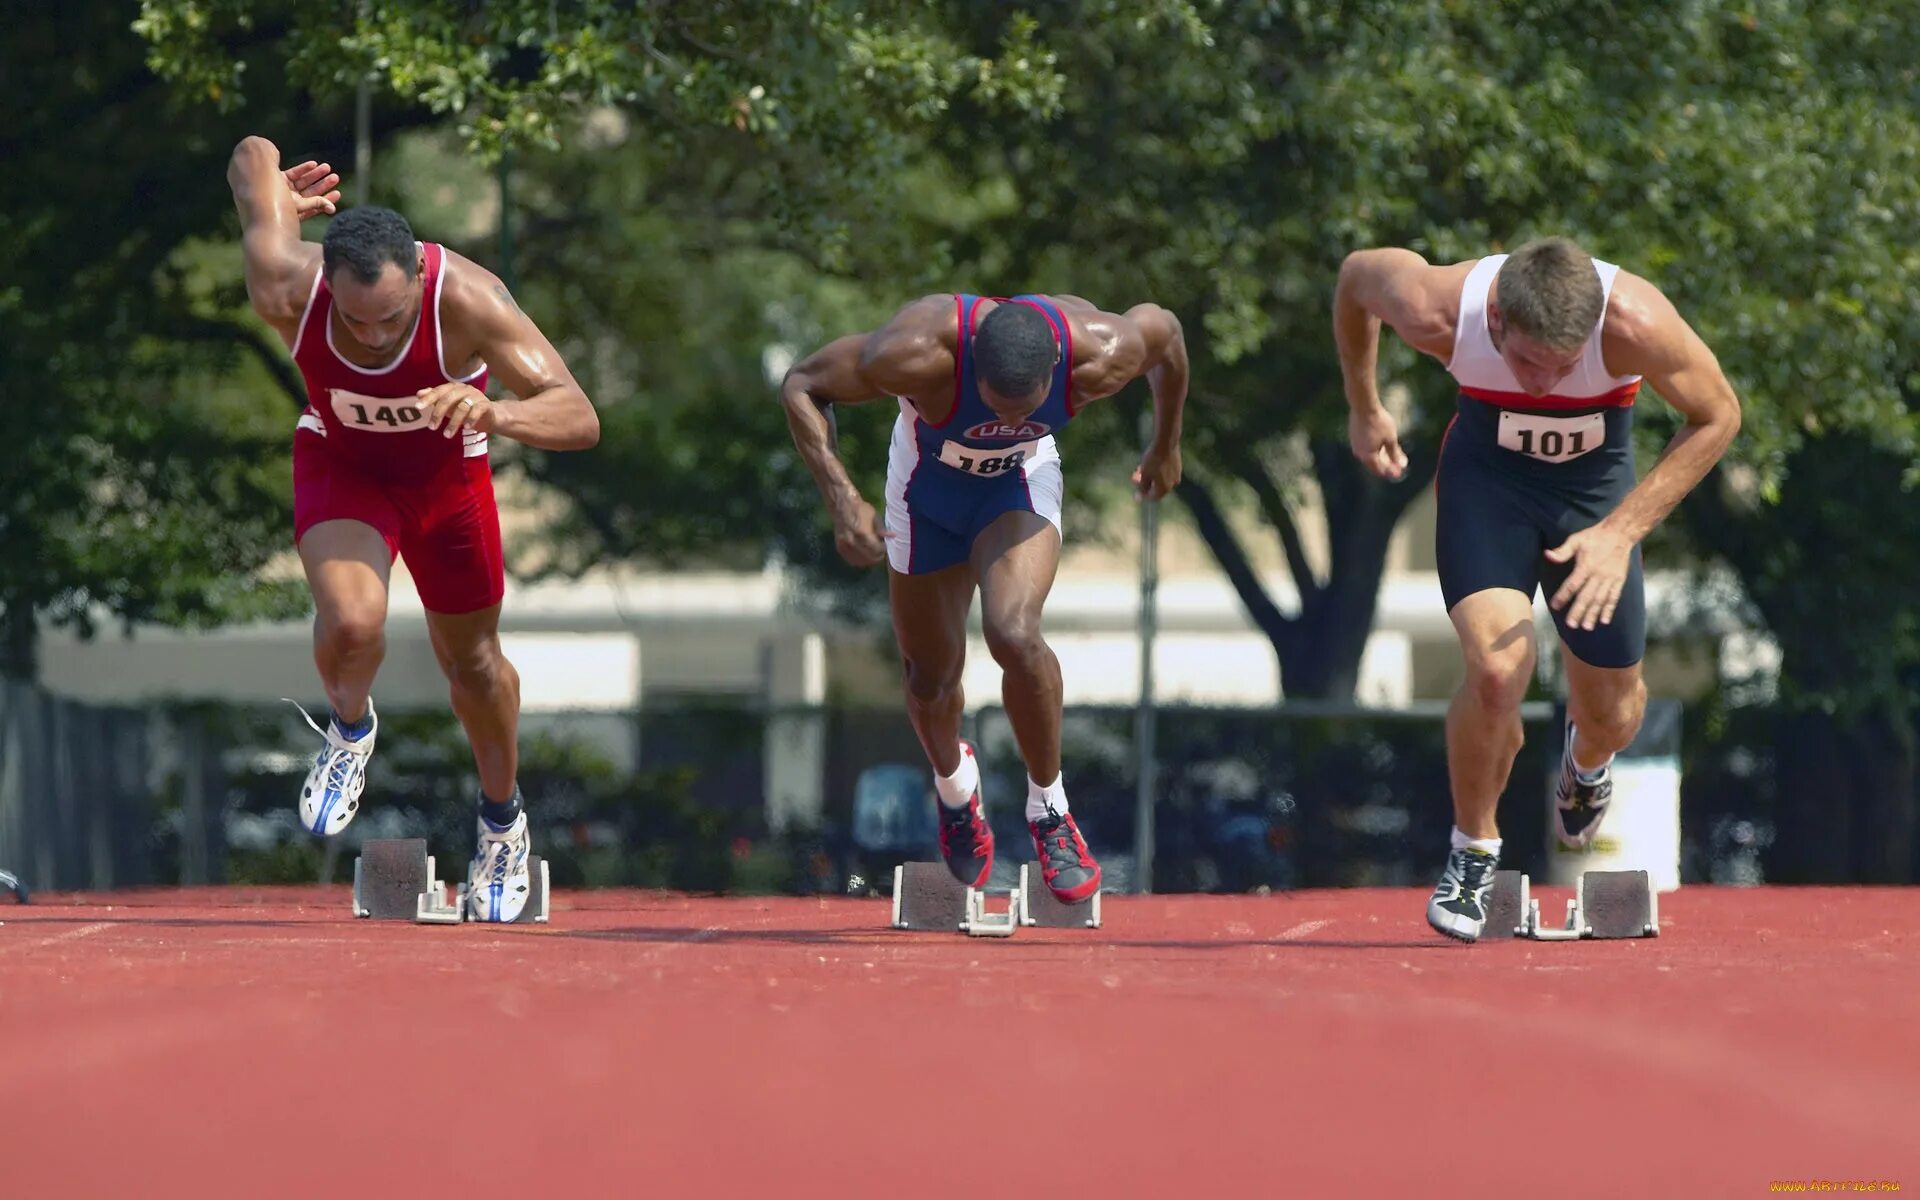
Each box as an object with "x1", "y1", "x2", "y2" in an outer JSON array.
[{"x1": 1, "y1": 886, "x2": 1915, "y2": 1198}]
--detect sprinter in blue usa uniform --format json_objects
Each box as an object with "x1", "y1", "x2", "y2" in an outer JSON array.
[{"x1": 781, "y1": 294, "x2": 1188, "y2": 903}]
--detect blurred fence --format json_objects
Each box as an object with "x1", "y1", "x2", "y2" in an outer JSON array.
[{"x1": 0, "y1": 682, "x2": 1898, "y2": 894}]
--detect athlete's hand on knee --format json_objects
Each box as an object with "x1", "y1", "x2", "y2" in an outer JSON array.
[
  {"x1": 283, "y1": 160, "x2": 341, "y2": 220},
  {"x1": 1546, "y1": 524, "x2": 1632, "y2": 631},
  {"x1": 417, "y1": 383, "x2": 497, "y2": 438},
  {"x1": 832, "y1": 497, "x2": 889, "y2": 568},
  {"x1": 1132, "y1": 445, "x2": 1182, "y2": 500},
  {"x1": 1349, "y1": 407, "x2": 1408, "y2": 481}
]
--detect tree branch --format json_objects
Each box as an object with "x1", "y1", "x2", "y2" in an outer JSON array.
[
  {"x1": 1219, "y1": 440, "x2": 1320, "y2": 606},
  {"x1": 1174, "y1": 472, "x2": 1298, "y2": 661},
  {"x1": 169, "y1": 315, "x2": 308, "y2": 410}
]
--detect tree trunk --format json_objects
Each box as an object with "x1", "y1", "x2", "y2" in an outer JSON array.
[
  {"x1": 0, "y1": 601, "x2": 35, "y2": 682},
  {"x1": 1174, "y1": 437, "x2": 1435, "y2": 702}
]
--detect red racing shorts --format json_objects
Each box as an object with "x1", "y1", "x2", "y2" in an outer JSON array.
[{"x1": 292, "y1": 426, "x2": 505, "y2": 614}]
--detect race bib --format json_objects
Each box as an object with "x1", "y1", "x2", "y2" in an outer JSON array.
[
  {"x1": 1496, "y1": 410, "x2": 1605, "y2": 463},
  {"x1": 329, "y1": 388, "x2": 429, "y2": 434},
  {"x1": 937, "y1": 437, "x2": 1042, "y2": 477}
]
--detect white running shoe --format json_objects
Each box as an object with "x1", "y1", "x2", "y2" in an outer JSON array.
[
  {"x1": 1427, "y1": 845, "x2": 1500, "y2": 942},
  {"x1": 286, "y1": 698, "x2": 376, "y2": 837},
  {"x1": 467, "y1": 811, "x2": 533, "y2": 923},
  {"x1": 1554, "y1": 720, "x2": 1615, "y2": 850}
]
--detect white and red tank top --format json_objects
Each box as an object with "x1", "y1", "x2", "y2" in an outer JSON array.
[
  {"x1": 290, "y1": 241, "x2": 489, "y2": 479},
  {"x1": 1446, "y1": 254, "x2": 1640, "y2": 410}
]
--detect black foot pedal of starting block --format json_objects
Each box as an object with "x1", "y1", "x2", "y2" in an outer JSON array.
[
  {"x1": 890, "y1": 861, "x2": 970, "y2": 931},
  {"x1": 353, "y1": 839, "x2": 430, "y2": 920},
  {"x1": 1579, "y1": 869, "x2": 1659, "y2": 939},
  {"x1": 1019, "y1": 864, "x2": 1101, "y2": 929},
  {"x1": 1481, "y1": 870, "x2": 1528, "y2": 940}
]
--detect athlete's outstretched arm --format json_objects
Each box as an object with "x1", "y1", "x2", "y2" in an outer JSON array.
[
  {"x1": 782, "y1": 335, "x2": 886, "y2": 508},
  {"x1": 1125, "y1": 304, "x2": 1188, "y2": 500},
  {"x1": 227, "y1": 136, "x2": 340, "y2": 334},
  {"x1": 779, "y1": 297, "x2": 952, "y2": 567},
  {"x1": 1545, "y1": 276, "x2": 1742, "y2": 630},
  {"x1": 1332, "y1": 248, "x2": 1456, "y2": 480},
  {"x1": 420, "y1": 267, "x2": 598, "y2": 451}
]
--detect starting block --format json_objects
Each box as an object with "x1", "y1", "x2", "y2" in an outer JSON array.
[
  {"x1": 891, "y1": 861, "x2": 1102, "y2": 937},
  {"x1": 353, "y1": 838, "x2": 550, "y2": 925},
  {"x1": 890, "y1": 861, "x2": 970, "y2": 931},
  {"x1": 1507, "y1": 869, "x2": 1659, "y2": 941},
  {"x1": 1480, "y1": 869, "x2": 1530, "y2": 940},
  {"x1": 960, "y1": 884, "x2": 1023, "y2": 937}
]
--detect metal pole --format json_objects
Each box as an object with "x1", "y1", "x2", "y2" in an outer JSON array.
[
  {"x1": 498, "y1": 149, "x2": 517, "y2": 291},
  {"x1": 1132, "y1": 478, "x2": 1161, "y2": 894},
  {"x1": 353, "y1": 74, "x2": 372, "y2": 206}
]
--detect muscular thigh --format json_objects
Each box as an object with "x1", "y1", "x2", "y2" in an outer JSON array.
[
  {"x1": 393, "y1": 456, "x2": 505, "y2": 616},
  {"x1": 888, "y1": 561, "x2": 974, "y2": 670},
  {"x1": 973, "y1": 509, "x2": 1061, "y2": 634},
  {"x1": 298, "y1": 519, "x2": 393, "y2": 627}
]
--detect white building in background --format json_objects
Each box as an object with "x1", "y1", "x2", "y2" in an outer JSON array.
[{"x1": 38, "y1": 477, "x2": 1762, "y2": 830}]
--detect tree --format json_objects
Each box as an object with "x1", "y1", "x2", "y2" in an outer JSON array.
[
  {"x1": 1685, "y1": 434, "x2": 1920, "y2": 883},
  {"x1": 0, "y1": 6, "x2": 394, "y2": 678},
  {"x1": 917, "y1": 0, "x2": 1920, "y2": 699}
]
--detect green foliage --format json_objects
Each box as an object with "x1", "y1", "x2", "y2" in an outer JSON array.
[
  {"x1": 111, "y1": 0, "x2": 1920, "y2": 727},
  {"x1": 0, "y1": 7, "x2": 363, "y2": 675}
]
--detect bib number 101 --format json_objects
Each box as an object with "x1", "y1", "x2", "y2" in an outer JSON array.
[{"x1": 1496, "y1": 411, "x2": 1605, "y2": 463}]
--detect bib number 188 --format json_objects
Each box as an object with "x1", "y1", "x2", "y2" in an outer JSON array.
[{"x1": 939, "y1": 443, "x2": 1029, "y2": 476}]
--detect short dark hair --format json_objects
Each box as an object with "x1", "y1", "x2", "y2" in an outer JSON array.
[
  {"x1": 974, "y1": 302, "x2": 1058, "y2": 398},
  {"x1": 1496, "y1": 237, "x2": 1605, "y2": 350},
  {"x1": 322, "y1": 206, "x2": 417, "y2": 286}
]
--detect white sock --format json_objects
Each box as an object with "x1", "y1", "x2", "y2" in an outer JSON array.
[
  {"x1": 933, "y1": 747, "x2": 979, "y2": 810},
  {"x1": 1026, "y1": 775, "x2": 1068, "y2": 824},
  {"x1": 1567, "y1": 723, "x2": 1613, "y2": 784},
  {"x1": 1450, "y1": 826, "x2": 1502, "y2": 857}
]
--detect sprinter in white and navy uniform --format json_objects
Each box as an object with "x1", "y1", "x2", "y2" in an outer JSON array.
[
  {"x1": 883, "y1": 294, "x2": 1072, "y2": 575},
  {"x1": 1439, "y1": 253, "x2": 1647, "y2": 670},
  {"x1": 780, "y1": 292, "x2": 1190, "y2": 907},
  {"x1": 1335, "y1": 237, "x2": 1741, "y2": 942}
]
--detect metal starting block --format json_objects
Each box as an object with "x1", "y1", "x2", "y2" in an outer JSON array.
[
  {"x1": 1480, "y1": 870, "x2": 1529, "y2": 940},
  {"x1": 960, "y1": 884, "x2": 1023, "y2": 937},
  {"x1": 891, "y1": 861, "x2": 1102, "y2": 937},
  {"x1": 890, "y1": 861, "x2": 971, "y2": 931},
  {"x1": 1510, "y1": 869, "x2": 1660, "y2": 941},
  {"x1": 353, "y1": 838, "x2": 551, "y2": 925}
]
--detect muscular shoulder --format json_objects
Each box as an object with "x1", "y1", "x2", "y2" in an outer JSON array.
[
  {"x1": 1046, "y1": 298, "x2": 1180, "y2": 398},
  {"x1": 1601, "y1": 271, "x2": 1693, "y2": 376},
  {"x1": 437, "y1": 251, "x2": 517, "y2": 332},
  {"x1": 857, "y1": 293, "x2": 957, "y2": 394}
]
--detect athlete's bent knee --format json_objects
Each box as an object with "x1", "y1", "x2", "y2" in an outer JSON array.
[
  {"x1": 442, "y1": 641, "x2": 510, "y2": 696},
  {"x1": 318, "y1": 610, "x2": 385, "y2": 659},
  {"x1": 901, "y1": 656, "x2": 962, "y2": 705},
  {"x1": 982, "y1": 617, "x2": 1048, "y2": 678},
  {"x1": 1462, "y1": 649, "x2": 1533, "y2": 715}
]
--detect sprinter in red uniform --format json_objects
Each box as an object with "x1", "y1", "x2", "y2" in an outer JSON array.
[{"x1": 228, "y1": 137, "x2": 599, "y2": 921}]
